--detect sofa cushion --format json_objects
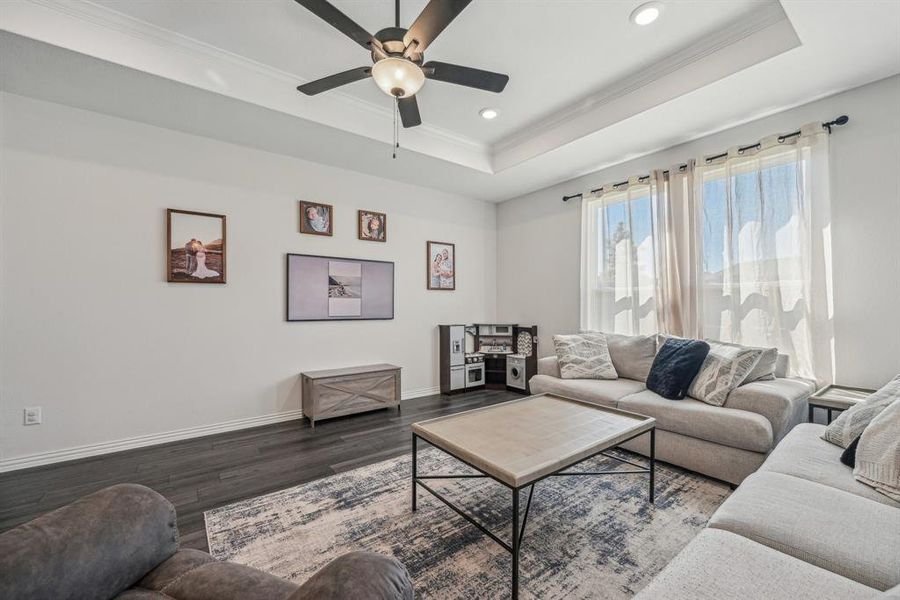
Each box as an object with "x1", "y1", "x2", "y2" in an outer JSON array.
[
  {"x1": 618, "y1": 390, "x2": 773, "y2": 452},
  {"x1": 137, "y1": 548, "x2": 218, "y2": 591},
  {"x1": 115, "y1": 590, "x2": 172, "y2": 599},
  {"x1": 724, "y1": 377, "x2": 814, "y2": 444},
  {"x1": 536, "y1": 356, "x2": 561, "y2": 377},
  {"x1": 759, "y1": 424, "x2": 899, "y2": 507},
  {"x1": 688, "y1": 341, "x2": 764, "y2": 406},
  {"x1": 290, "y1": 551, "x2": 415, "y2": 600},
  {"x1": 0, "y1": 484, "x2": 178, "y2": 600},
  {"x1": 157, "y1": 561, "x2": 300, "y2": 600},
  {"x1": 605, "y1": 333, "x2": 658, "y2": 382},
  {"x1": 708, "y1": 471, "x2": 900, "y2": 591},
  {"x1": 528, "y1": 375, "x2": 645, "y2": 408},
  {"x1": 619, "y1": 428, "x2": 766, "y2": 486},
  {"x1": 747, "y1": 346, "x2": 779, "y2": 382},
  {"x1": 633, "y1": 528, "x2": 876, "y2": 600},
  {"x1": 822, "y1": 374, "x2": 900, "y2": 448},
  {"x1": 552, "y1": 333, "x2": 617, "y2": 379},
  {"x1": 646, "y1": 338, "x2": 710, "y2": 400}
]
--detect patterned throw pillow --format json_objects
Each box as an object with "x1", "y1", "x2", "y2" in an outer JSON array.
[
  {"x1": 822, "y1": 374, "x2": 900, "y2": 448},
  {"x1": 552, "y1": 333, "x2": 618, "y2": 380},
  {"x1": 705, "y1": 340, "x2": 778, "y2": 383},
  {"x1": 688, "y1": 342, "x2": 764, "y2": 407}
]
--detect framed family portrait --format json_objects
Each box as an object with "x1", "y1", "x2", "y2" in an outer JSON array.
[
  {"x1": 299, "y1": 201, "x2": 333, "y2": 236},
  {"x1": 426, "y1": 241, "x2": 455, "y2": 291},
  {"x1": 166, "y1": 209, "x2": 226, "y2": 284},
  {"x1": 358, "y1": 210, "x2": 386, "y2": 242}
]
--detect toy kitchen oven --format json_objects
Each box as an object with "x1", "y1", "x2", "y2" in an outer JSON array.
[{"x1": 438, "y1": 324, "x2": 538, "y2": 395}]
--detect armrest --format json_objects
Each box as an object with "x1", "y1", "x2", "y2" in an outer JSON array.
[
  {"x1": 537, "y1": 356, "x2": 561, "y2": 378},
  {"x1": 290, "y1": 551, "x2": 414, "y2": 600},
  {"x1": 0, "y1": 484, "x2": 178, "y2": 600},
  {"x1": 724, "y1": 377, "x2": 815, "y2": 444}
]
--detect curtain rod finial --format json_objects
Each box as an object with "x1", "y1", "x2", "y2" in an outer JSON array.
[{"x1": 824, "y1": 115, "x2": 849, "y2": 133}]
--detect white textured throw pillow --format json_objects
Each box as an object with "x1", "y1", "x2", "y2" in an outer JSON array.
[
  {"x1": 703, "y1": 340, "x2": 779, "y2": 383},
  {"x1": 553, "y1": 333, "x2": 618, "y2": 380},
  {"x1": 822, "y1": 374, "x2": 900, "y2": 448},
  {"x1": 853, "y1": 396, "x2": 900, "y2": 501},
  {"x1": 688, "y1": 341, "x2": 764, "y2": 407}
]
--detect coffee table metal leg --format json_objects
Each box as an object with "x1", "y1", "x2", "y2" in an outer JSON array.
[
  {"x1": 512, "y1": 487, "x2": 520, "y2": 600},
  {"x1": 649, "y1": 428, "x2": 656, "y2": 504},
  {"x1": 411, "y1": 433, "x2": 417, "y2": 512}
]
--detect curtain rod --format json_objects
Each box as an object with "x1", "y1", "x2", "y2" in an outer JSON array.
[{"x1": 561, "y1": 115, "x2": 849, "y2": 202}]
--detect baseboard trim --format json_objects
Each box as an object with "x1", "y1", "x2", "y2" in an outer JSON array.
[
  {"x1": 0, "y1": 409, "x2": 305, "y2": 473},
  {"x1": 401, "y1": 385, "x2": 440, "y2": 400},
  {"x1": 0, "y1": 386, "x2": 444, "y2": 473}
]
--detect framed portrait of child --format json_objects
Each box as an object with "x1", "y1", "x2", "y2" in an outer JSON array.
[
  {"x1": 358, "y1": 210, "x2": 387, "y2": 242},
  {"x1": 299, "y1": 201, "x2": 333, "y2": 236}
]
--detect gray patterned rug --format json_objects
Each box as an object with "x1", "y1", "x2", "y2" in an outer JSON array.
[{"x1": 205, "y1": 448, "x2": 729, "y2": 599}]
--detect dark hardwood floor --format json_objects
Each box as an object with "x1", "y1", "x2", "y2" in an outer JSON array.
[{"x1": 0, "y1": 390, "x2": 519, "y2": 551}]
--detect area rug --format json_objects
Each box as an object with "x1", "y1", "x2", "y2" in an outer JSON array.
[{"x1": 205, "y1": 448, "x2": 730, "y2": 599}]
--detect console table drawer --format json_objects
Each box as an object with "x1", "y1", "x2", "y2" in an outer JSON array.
[{"x1": 301, "y1": 364, "x2": 401, "y2": 427}]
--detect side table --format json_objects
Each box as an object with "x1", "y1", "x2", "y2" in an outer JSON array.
[{"x1": 808, "y1": 384, "x2": 874, "y2": 424}]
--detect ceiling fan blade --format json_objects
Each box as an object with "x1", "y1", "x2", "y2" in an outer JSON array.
[
  {"x1": 297, "y1": 67, "x2": 371, "y2": 95},
  {"x1": 423, "y1": 61, "x2": 509, "y2": 93},
  {"x1": 294, "y1": 0, "x2": 379, "y2": 50},
  {"x1": 403, "y1": 0, "x2": 472, "y2": 53},
  {"x1": 398, "y1": 96, "x2": 422, "y2": 128}
]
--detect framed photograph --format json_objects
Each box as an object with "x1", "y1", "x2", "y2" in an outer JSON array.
[
  {"x1": 427, "y1": 241, "x2": 455, "y2": 291},
  {"x1": 287, "y1": 253, "x2": 394, "y2": 321},
  {"x1": 358, "y1": 210, "x2": 387, "y2": 242},
  {"x1": 167, "y1": 209, "x2": 226, "y2": 284},
  {"x1": 299, "y1": 201, "x2": 333, "y2": 236}
]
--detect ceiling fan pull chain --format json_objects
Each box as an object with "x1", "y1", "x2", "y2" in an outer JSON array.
[{"x1": 392, "y1": 98, "x2": 399, "y2": 159}]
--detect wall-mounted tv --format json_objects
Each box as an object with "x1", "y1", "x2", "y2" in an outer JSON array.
[{"x1": 286, "y1": 253, "x2": 394, "y2": 321}]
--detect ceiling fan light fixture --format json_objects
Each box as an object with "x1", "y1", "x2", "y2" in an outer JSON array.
[
  {"x1": 371, "y1": 57, "x2": 425, "y2": 98},
  {"x1": 630, "y1": 2, "x2": 662, "y2": 26}
]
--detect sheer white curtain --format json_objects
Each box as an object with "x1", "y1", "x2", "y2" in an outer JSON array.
[
  {"x1": 579, "y1": 123, "x2": 834, "y2": 382},
  {"x1": 580, "y1": 166, "x2": 695, "y2": 337},
  {"x1": 580, "y1": 179, "x2": 658, "y2": 335},
  {"x1": 694, "y1": 125, "x2": 833, "y2": 382}
]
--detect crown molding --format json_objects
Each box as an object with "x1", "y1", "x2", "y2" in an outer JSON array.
[
  {"x1": 4, "y1": 0, "x2": 491, "y2": 170},
  {"x1": 491, "y1": 1, "x2": 798, "y2": 170}
]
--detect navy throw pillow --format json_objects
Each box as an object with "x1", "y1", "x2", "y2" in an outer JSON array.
[
  {"x1": 646, "y1": 338, "x2": 710, "y2": 400},
  {"x1": 840, "y1": 434, "x2": 861, "y2": 468}
]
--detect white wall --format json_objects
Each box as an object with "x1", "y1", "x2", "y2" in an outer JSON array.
[
  {"x1": 0, "y1": 92, "x2": 497, "y2": 467},
  {"x1": 497, "y1": 75, "x2": 900, "y2": 389}
]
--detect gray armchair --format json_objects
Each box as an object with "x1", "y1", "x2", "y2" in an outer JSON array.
[{"x1": 0, "y1": 483, "x2": 414, "y2": 600}]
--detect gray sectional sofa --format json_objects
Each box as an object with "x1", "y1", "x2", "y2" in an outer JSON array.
[
  {"x1": 0, "y1": 484, "x2": 414, "y2": 600},
  {"x1": 529, "y1": 333, "x2": 815, "y2": 485},
  {"x1": 635, "y1": 423, "x2": 900, "y2": 599}
]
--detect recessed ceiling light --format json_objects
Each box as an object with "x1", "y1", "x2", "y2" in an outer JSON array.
[
  {"x1": 479, "y1": 108, "x2": 499, "y2": 120},
  {"x1": 630, "y1": 2, "x2": 661, "y2": 26}
]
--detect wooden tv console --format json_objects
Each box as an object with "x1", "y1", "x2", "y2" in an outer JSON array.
[{"x1": 300, "y1": 363, "x2": 401, "y2": 427}]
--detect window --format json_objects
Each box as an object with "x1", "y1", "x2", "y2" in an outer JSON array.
[
  {"x1": 696, "y1": 148, "x2": 822, "y2": 377},
  {"x1": 580, "y1": 185, "x2": 659, "y2": 335},
  {"x1": 579, "y1": 126, "x2": 832, "y2": 381}
]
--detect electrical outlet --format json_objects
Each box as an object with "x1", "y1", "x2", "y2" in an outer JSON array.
[{"x1": 24, "y1": 407, "x2": 42, "y2": 426}]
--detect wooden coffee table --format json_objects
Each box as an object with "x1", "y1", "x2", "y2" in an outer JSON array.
[{"x1": 411, "y1": 393, "x2": 656, "y2": 599}]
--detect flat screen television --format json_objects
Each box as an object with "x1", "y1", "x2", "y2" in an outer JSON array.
[{"x1": 286, "y1": 253, "x2": 394, "y2": 321}]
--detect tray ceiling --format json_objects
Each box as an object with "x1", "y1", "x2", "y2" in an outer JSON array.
[{"x1": 2, "y1": 0, "x2": 899, "y2": 201}]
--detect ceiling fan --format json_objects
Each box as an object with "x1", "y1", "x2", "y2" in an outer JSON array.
[{"x1": 294, "y1": 0, "x2": 509, "y2": 129}]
